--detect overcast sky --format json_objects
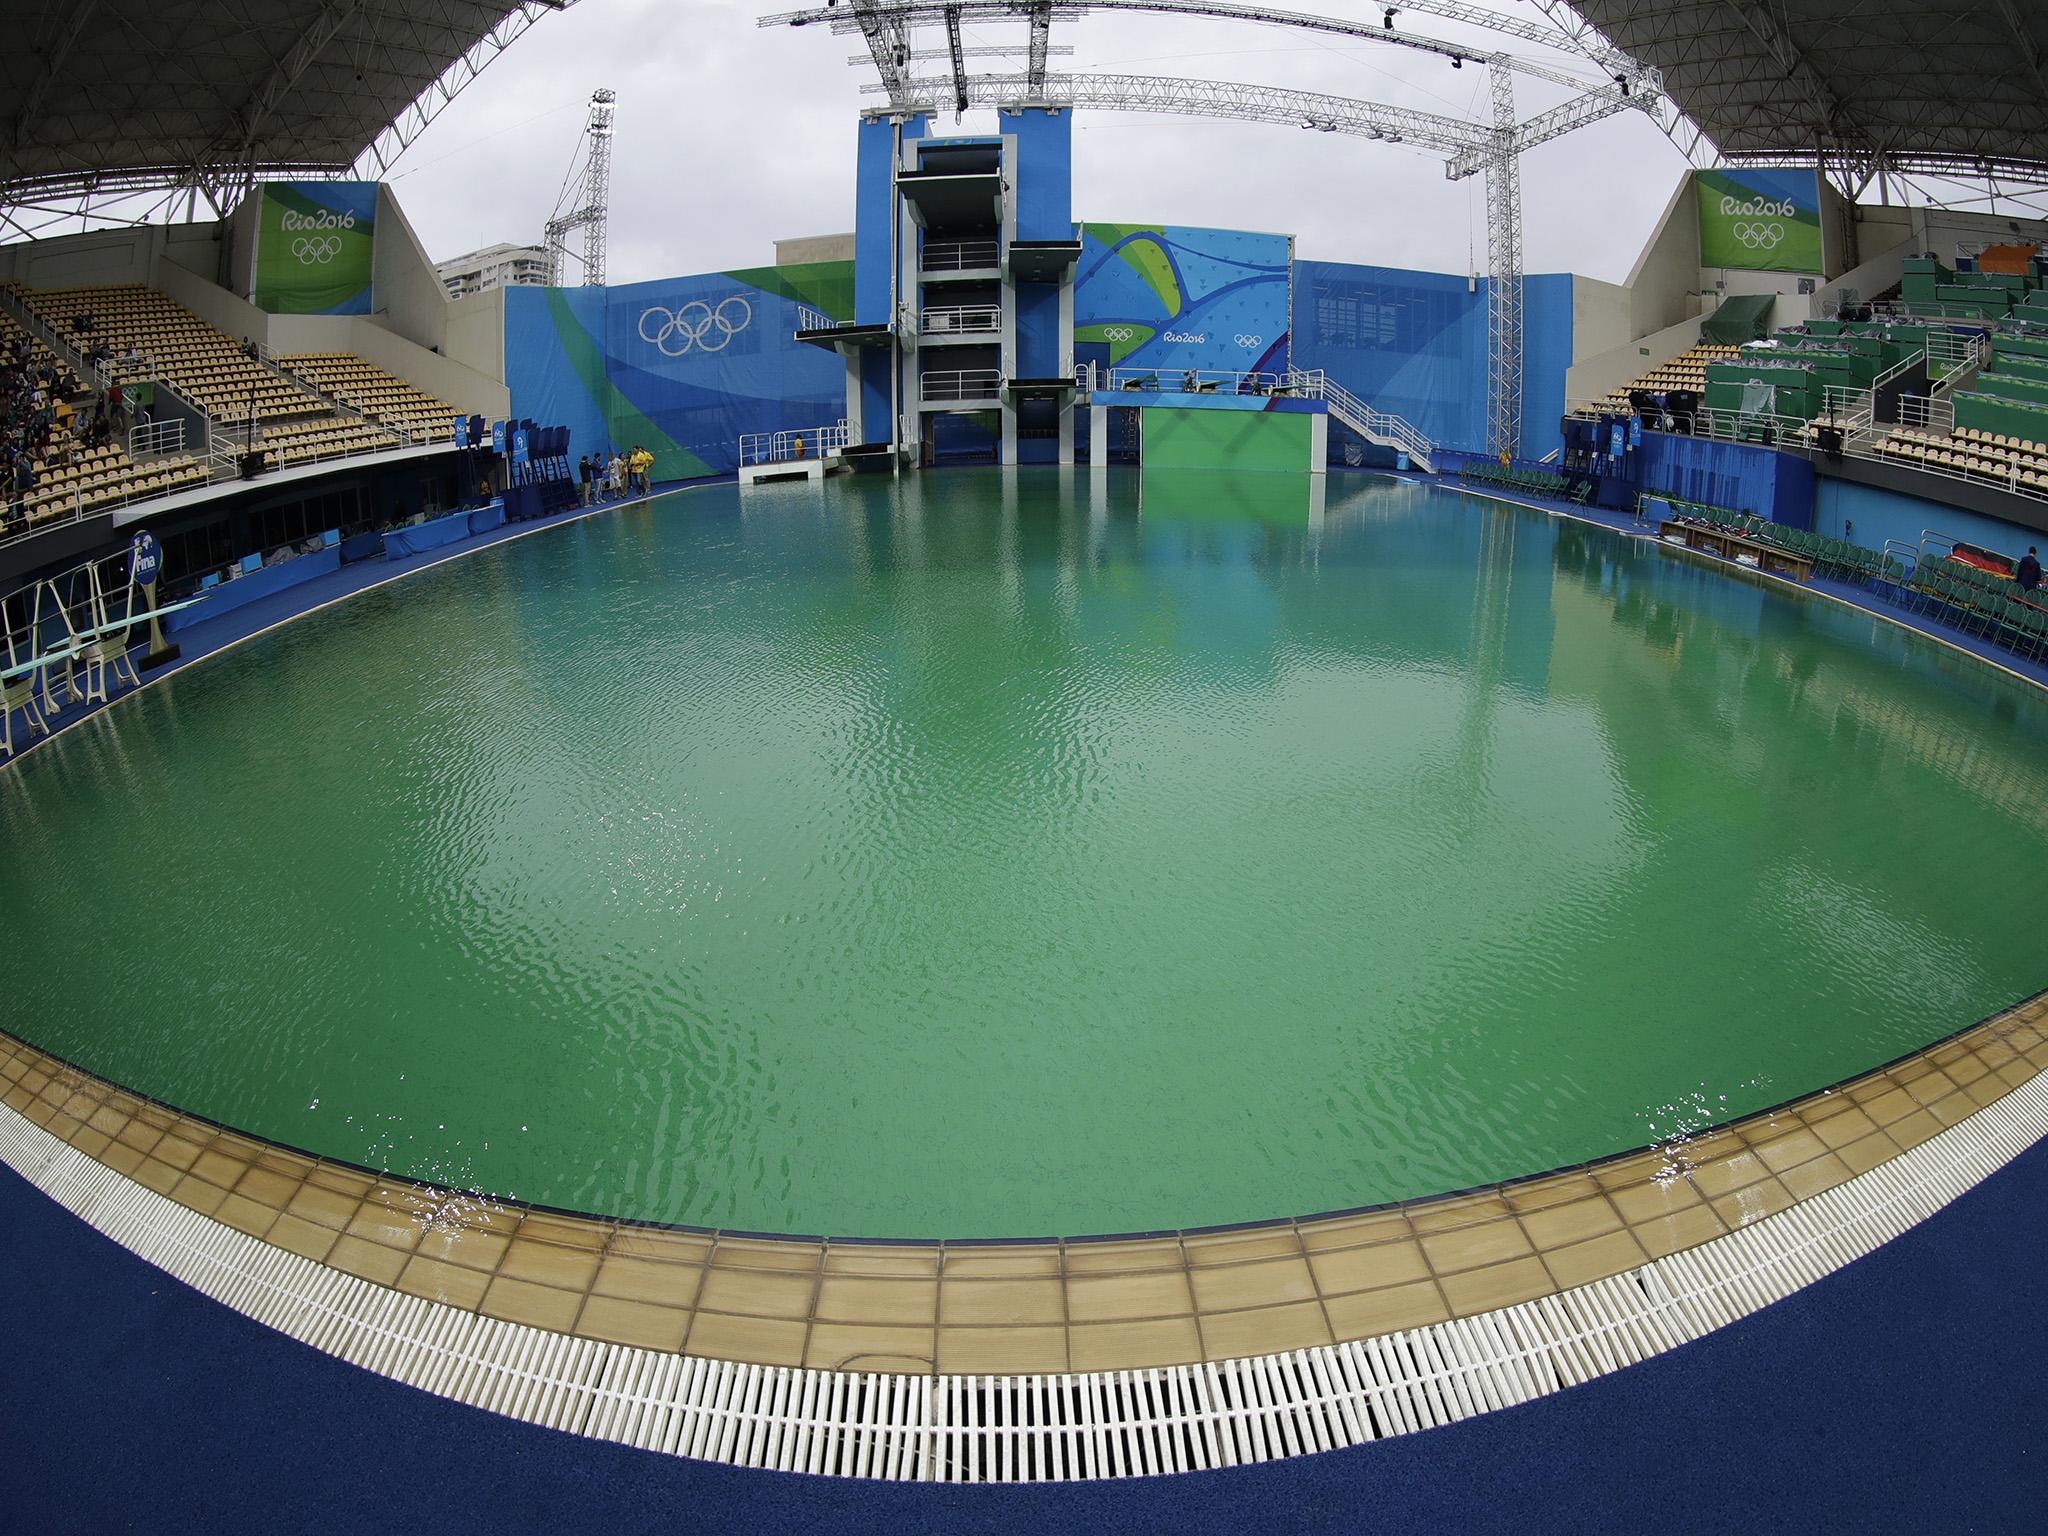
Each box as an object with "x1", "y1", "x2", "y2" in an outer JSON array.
[{"x1": 387, "y1": 0, "x2": 1694, "y2": 286}]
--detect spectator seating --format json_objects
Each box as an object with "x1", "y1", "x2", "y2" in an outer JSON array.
[
  {"x1": 8, "y1": 282, "x2": 326, "y2": 427},
  {"x1": 1869, "y1": 425, "x2": 2048, "y2": 495},
  {"x1": 251, "y1": 416, "x2": 399, "y2": 470},
  {"x1": 1598, "y1": 344, "x2": 1741, "y2": 411},
  {"x1": 13, "y1": 444, "x2": 208, "y2": 527},
  {"x1": 275, "y1": 354, "x2": 455, "y2": 441}
]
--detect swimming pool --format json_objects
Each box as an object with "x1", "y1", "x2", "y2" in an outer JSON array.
[{"x1": 6, "y1": 467, "x2": 2048, "y2": 1238}]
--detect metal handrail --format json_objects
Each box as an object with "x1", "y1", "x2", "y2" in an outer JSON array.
[
  {"x1": 919, "y1": 304, "x2": 1001, "y2": 335},
  {"x1": 920, "y1": 369, "x2": 1002, "y2": 402},
  {"x1": 1104, "y1": 366, "x2": 1285, "y2": 396},
  {"x1": 1288, "y1": 368, "x2": 1436, "y2": 470},
  {"x1": 921, "y1": 239, "x2": 999, "y2": 272},
  {"x1": 738, "y1": 419, "x2": 853, "y2": 467}
]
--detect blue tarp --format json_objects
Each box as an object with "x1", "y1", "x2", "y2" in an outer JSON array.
[
  {"x1": 1289, "y1": 262, "x2": 1574, "y2": 456},
  {"x1": 382, "y1": 505, "x2": 493, "y2": 560}
]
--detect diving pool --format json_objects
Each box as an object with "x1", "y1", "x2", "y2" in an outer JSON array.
[{"x1": 5, "y1": 467, "x2": 2047, "y2": 1238}]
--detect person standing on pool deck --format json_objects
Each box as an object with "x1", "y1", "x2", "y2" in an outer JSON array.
[
  {"x1": 578, "y1": 453, "x2": 594, "y2": 506},
  {"x1": 2019, "y1": 547, "x2": 2041, "y2": 593}
]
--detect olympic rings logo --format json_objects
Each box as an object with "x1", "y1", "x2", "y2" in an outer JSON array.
[
  {"x1": 1233, "y1": 333, "x2": 1263, "y2": 348},
  {"x1": 638, "y1": 296, "x2": 753, "y2": 356},
  {"x1": 292, "y1": 235, "x2": 341, "y2": 265},
  {"x1": 1101, "y1": 325, "x2": 1136, "y2": 342},
  {"x1": 1732, "y1": 222, "x2": 1785, "y2": 250}
]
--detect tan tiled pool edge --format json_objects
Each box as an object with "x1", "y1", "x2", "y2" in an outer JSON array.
[{"x1": 5, "y1": 996, "x2": 2048, "y2": 1376}]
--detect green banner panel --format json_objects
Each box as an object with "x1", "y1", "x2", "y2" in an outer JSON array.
[
  {"x1": 1694, "y1": 168, "x2": 1823, "y2": 272},
  {"x1": 251, "y1": 182, "x2": 377, "y2": 315},
  {"x1": 1142, "y1": 405, "x2": 1311, "y2": 472}
]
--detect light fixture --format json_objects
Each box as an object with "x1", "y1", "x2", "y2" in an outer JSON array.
[
  {"x1": 1384, "y1": 7, "x2": 1397, "y2": 26},
  {"x1": 1451, "y1": 55, "x2": 1462, "y2": 69}
]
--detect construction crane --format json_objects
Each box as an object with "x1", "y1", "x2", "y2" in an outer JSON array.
[{"x1": 544, "y1": 88, "x2": 616, "y2": 287}]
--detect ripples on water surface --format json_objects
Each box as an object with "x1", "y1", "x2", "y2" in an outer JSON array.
[{"x1": 6, "y1": 467, "x2": 2048, "y2": 1236}]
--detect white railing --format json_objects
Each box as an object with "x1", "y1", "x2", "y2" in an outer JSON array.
[
  {"x1": 920, "y1": 369, "x2": 1002, "y2": 402},
  {"x1": 1897, "y1": 395, "x2": 1957, "y2": 435},
  {"x1": 795, "y1": 304, "x2": 836, "y2": 333},
  {"x1": 1104, "y1": 367, "x2": 1288, "y2": 396},
  {"x1": 1855, "y1": 431, "x2": 2048, "y2": 509},
  {"x1": 921, "y1": 239, "x2": 999, "y2": 272},
  {"x1": 1817, "y1": 385, "x2": 1874, "y2": 430},
  {"x1": 128, "y1": 419, "x2": 185, "y2": 460},
  {"x1": 737, "y1": 419, "x2": 853, "y2": 467},
  {"x1": 1288, "y1": 369, "x2": 1436, "y2": 471},
  {"x1": 919, "y1": 304, "x2": 1001, "y2": 337}
]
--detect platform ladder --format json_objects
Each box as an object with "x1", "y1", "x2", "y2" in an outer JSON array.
[{"x1": 1287, "y1": 369, "x2": 1435, "y2": 473}]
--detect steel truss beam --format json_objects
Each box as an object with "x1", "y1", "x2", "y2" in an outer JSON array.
[{"x1": 768, "y1": 0, "x2": 1664, "y2": 102}]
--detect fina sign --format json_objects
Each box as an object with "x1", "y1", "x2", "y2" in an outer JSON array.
[{"x1": 128, "y1": 530, "x2": 162, "y2": 589}]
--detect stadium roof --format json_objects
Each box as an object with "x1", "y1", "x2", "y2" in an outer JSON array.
[
  {"x1": 1566, "y1": 1, "x2": 2048, "y2": 183},
  {"x1": 1, "y1": 1, "x2": 572, "y2": 213}
]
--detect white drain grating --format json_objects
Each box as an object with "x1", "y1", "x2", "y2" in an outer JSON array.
[{"x1": 4, "y1": 1076, "x2": 2045, "y2": 1483}]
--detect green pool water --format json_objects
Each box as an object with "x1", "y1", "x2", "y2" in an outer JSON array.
[{"x1": 7, "y1": 468, "x2": 2048, "y2": 1238}]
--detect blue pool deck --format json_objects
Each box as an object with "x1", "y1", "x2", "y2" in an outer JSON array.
[{"x1": 4, "y1": 1118, "x2": 2043, "y2": 1532}]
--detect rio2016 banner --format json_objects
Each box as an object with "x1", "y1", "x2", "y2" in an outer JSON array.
[
  {"x1": 252, "y1": 182, "x2": 377, "y2": 314},
  {"x1": 1695, "y1": 168, "x2": 1823, "y2": 273},
  {"x1": 1075, "y1": 224, "x2": 1291, "y2": 377}
]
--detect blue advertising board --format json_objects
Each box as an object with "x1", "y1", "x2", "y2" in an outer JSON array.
[
  {"x1": 453, "y1": 415, "x2": 470, "y2": 448},
  {"x1": 512, "y1": 429, "x2": 529, "y2": 466},
  {"x1": 490, "y1": 421, "x2": 506, "y2": 454}
]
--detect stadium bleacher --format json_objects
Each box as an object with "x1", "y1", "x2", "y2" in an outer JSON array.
[
  {"x1": 0, "y1": 280, "x2": 475, "y2": 533},
  {"x1": 276, "y1": 354, "x2": 454, "y2": 442}
]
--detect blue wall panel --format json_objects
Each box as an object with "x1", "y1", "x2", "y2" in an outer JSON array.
[
  {"x1": 1005, "y1": 107, "x2": 1072, "y2": 242},
  {"x1": 1815, "y1": 478, "x2": 2047, "y2": 561},
  {"x1": 856, "y1": 114, "x2": 926, "y2": 326},
  {"x1": 1016, "y1": 283, "x2": 1061, "y2": 379}
]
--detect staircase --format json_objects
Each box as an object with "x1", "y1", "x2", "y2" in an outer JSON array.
[{"x1": 1287, "y1": 369, "x2": 1435, "y2": 472}]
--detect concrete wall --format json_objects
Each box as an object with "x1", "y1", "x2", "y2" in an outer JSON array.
[
  {"x1": 1622, "y1": 172, "x2": 1705, "y2": 343},
  {"x1": 1571, "y1": 275, "x2": 1631, "y2": 364},
  {"x1": 444, "y1": 288, "x2": 506, "y2": 389},
  {"x1": 1563, "y1": 310, "x2": 1707, "y2": 409},
  {"x1": 370, "y1": 185, "x2": 451, "y2": 355},
  {"x1": 267, "y1": 313, "x2": 508, "y2": 417},
  {"x1": 153, "y1": 258, "x2": 271, "y2": 350},
  {"x1": 0, "y1": 225, "x2": 163, "y2": 287},
  {"x1": 775, "y1": 233, "x2": 855, "y2": 265}
]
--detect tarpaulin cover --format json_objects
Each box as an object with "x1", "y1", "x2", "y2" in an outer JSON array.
[
  {"x1": 1289, "y1": 262, "x2": 1575, "y2": 455},
  {"x1": 505, "y1": 262, "x2": 855, "y2": 483},
  {"x1": 1637, "y1": 432, "x2": 1815, "y2": 528},
  {"x1": 1701, "y1": 294, "x2": 1776, "y2": 344}
]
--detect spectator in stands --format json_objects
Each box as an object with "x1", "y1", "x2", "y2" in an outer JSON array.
[
  {"x1": 242, "y1": 337, "x2": 258, "y2": 362},
  {"x1": 106, "y1": 380, "x2": 126, "y2": 435},
  {"x1": 2019, "y1": 547, "x2": 2042, "y2": 593},
  {"x1": 578, "y1": 453, "x2": 594, "y2": 506}
]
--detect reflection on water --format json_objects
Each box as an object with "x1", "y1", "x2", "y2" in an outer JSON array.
[{"x1": 5, "y1": 468, "x2": 2048, "y2": 1238}]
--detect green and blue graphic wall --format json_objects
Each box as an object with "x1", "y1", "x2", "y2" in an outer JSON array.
[
  {"x1": 503, "y1": 261, "x2": 853, "y2": 481},
  {"x1": 1694, "y1": 167, "x2": 1824, "y2": 273},
  {"x1": 250, "y1": 182, "x2": 377, "y2": 315},
  {"x1": 1075, "y1": 223, "x2": 1292, "y2": 379}
]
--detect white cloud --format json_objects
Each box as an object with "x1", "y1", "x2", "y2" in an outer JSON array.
[{"x1": 389, "y1": 2, "x2": 1690, "y2": 285}]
